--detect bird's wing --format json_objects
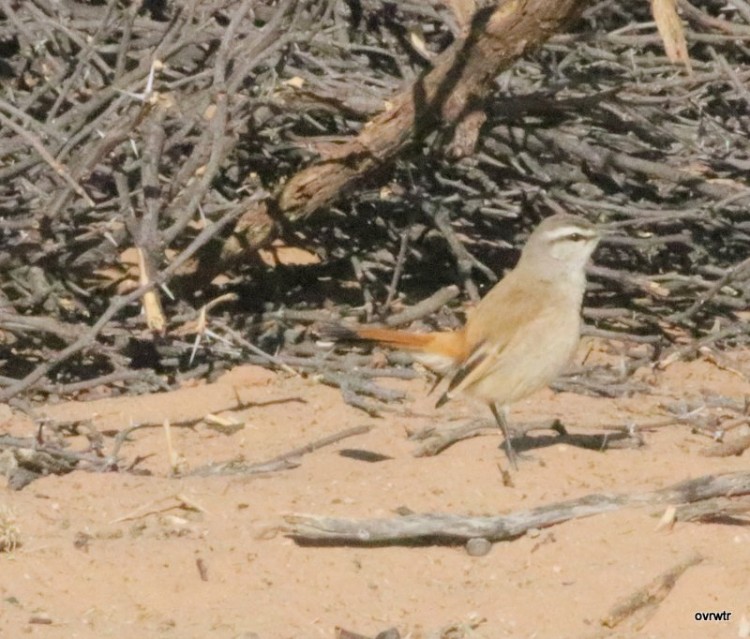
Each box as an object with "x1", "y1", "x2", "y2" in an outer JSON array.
[
  {"x1": 437, "y1": 275, "x2": 552, "y2": 405},
  {"x1": 435, "y1": 340, "x2": 487, "y2": 407}
]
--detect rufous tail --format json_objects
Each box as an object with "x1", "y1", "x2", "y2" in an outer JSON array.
[{"x1": 319, "y1": 323, "x2": 465, "y2": 360}]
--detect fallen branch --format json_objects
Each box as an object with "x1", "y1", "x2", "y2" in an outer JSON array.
[
  {"x1": 674, "y1": 495, "x2": 750, "y2": 523},
  {"x1": 410, "y1": 418, "x2": 495, "y2": 457},
  {"x1": 410, "y1": 418, "x2": 644, "y2": 457},
  {"x1": 0, "y1": 434, "x2": 104, "y2": 490},
  {"x1": 699, "y1": 433, "x2": 750, "y2": 457},
  {"x1": 283, "y1": 471, "x2": 750, "y2": 544},
  {"x1": 188, "y1": 424, "x2": 373, "y2": 477},
  {"x1": 599, "y1": 553, "x2": 704, "y2": 631}
]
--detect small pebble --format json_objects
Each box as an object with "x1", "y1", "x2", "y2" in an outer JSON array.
[{"x1": 465, "y1": 537, "x2": 492, "y2": 557}]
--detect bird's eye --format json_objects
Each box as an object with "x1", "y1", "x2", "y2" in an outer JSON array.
[{"x1": 569, "y1": 233, "x2": 586, "y2": 242}]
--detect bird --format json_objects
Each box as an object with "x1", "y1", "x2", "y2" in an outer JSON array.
[{"x1": 321, "y1": 213, "x2": 601, "y2": 469}]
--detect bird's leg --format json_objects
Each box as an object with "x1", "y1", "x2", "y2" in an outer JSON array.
[{"x1": 490, "y1": 403, "x2": 518, "y2": 471}]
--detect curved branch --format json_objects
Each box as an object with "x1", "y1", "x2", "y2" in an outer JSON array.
[{"x1": 184, "y1": 0, "x2": 593, "y2": 283}]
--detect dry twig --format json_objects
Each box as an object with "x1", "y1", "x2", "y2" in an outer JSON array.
[{"x1": 283, "y1": 471, "x2": 750, "y2": 544}]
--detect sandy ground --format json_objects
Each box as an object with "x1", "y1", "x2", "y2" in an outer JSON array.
[{"x1": 1, "y1": 346, "x2": 749, "y2": 639}]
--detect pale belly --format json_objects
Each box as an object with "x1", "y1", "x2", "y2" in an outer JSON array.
[{"x1": 464, "y1": 312, "x2": 581, "y2": 406}]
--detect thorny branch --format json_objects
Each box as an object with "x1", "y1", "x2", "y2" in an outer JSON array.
[{"x1": 0, "y1": 0, "x2": 748, "y2": 413}]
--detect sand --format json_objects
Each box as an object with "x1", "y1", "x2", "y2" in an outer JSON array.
[{"x1": 1, "y1": 349, "x2": 749, "y2": 638}]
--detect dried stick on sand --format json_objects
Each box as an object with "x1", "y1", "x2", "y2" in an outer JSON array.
[
  {"x1": 283, "y1": 471, "x2": 750, "y2": 544},
  {"x1": 598, "y1": 553, "x2": 704, "y2": 632},
  {"x1": 188, "y1": 425, "x2": 373, "y2": 477}
]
